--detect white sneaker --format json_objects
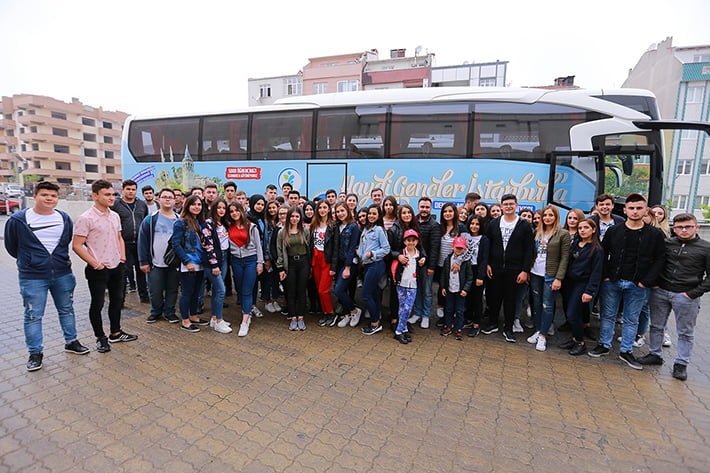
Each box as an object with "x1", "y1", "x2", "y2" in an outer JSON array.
[
  {"x1": 512, "y1": 319, "x2": 524, "y2": 333},
  {"x1": 349, "y1": 308, "x2": 362, "y2": 327},
  {"x1": 238, "y1": 322, "x2": 249, "y2": 337},
  {"x1": 272, "y1": 301, "x2": 282, "y2": 312},
  {"x1": 527, "y1": 331, "x2": 540, "y2": 344},
  {"x1": 251, "y1": 306, "x2": 264, "y2": 318},
  {"x1": 633, "y1": 336, "x2": 646, "y2": 348},
  {"x1": 408, "y1": 314, "x2": 421, "y2": 324},
  {"x1": 214, "y1": 320, "x2": 232, "y2": 334},
  {"x1": 337, "y1": 315, "x2": 351, "y2": 328},
  {"x1": 617, "y1": 336, "x2": 623, "y2": 342},
  {"x1": 421, "y1": 317, "x2": 430, "y2": 329},
  {"x1": 264, "y1": 302, "x2": 274, "y2": 313},
  {"x1": 536, "y1": 337, "x2": 547, "y2": 352},
  {"x1": 663, "y1": 332, "x2": 672, "y2": 347},
  {"x1": 436, "y1": 307, "x2": 444, "y2": 318},
  {"x1": 209, "y1": 318, "x2": 231, "y2": 328}
]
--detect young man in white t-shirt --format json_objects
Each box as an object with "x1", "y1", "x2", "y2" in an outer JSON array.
[{"x1": 5, "y1": 181, "x2": 90, "y2": 371}]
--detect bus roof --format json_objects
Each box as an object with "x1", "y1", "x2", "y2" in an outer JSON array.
[{"x1": 127, "y1": 87, "x2": 657, "y2": 122}]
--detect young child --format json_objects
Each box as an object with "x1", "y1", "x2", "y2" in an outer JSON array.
[
  {"x1": 441, "y1": 236, "x2": 474, "y2": 340},
  {"x1": 391, "y1": 229, "x2": 426, "y2": 344}
]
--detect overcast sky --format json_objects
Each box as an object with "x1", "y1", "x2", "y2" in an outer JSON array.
[{"x1": 1, "y1": 0, "x2": 708, "y2": 117}]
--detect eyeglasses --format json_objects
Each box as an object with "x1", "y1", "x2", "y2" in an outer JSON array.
[{"x1": 673, "y1": 225, "x2": 696, "y2": 231}]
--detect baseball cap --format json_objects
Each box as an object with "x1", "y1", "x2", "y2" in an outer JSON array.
[
  {"x1": 403, "y1": 229, "x2": 419, "y2": 240},
  {"x1": 453, "y1": 236, "x2": 467, "y2": 248}
]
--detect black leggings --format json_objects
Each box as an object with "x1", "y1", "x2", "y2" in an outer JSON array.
[
  {"x1": 286, "y1": 256, "x2": 309, "y2": 317},
  {"x1": 85, "y1": 264, "x2": 124, "y2": 338}
]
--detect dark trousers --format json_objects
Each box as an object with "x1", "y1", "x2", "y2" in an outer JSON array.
[
  {"x1": 563, "y1": 280, "x2": 588, "y2": 342},
  {"x1": 179, "y1": 271, "x2": 204, "y2": 319},
  {"x1": 464, "y1": 280, "x2": 485, "y2": 325},
  {"x1": 85, "y1": 264, "x2": 124, "y2": 339},
  {"x1": 444, "y1": 291, "x2": 466, "y2": 330},
  {"x1": 286, "y1": 256, "x2": 309, "y2": 317},
  {"x1": 486, "y1": 269, "x2": 523, "y2": 332},
  {"x1": 148, "y1": 266, "x2": 179, "y2": 317},
  {"x1": 124, "y1": 242, "x2": 148, "y2": 299}
]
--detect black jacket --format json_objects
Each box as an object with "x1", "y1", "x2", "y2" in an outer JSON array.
[
  {"x1": 417, "y1": 215, "x2": 440, "y2": 271},
  {"x1": 440, "y1": 254, "x2": 474, "y2": 294},
  {"x1": 658, "y1": 235, "x2": 710, "y2": 298},
  {"x1": 486, "y1": 216, "x2": 535, "y2": 274},
  {"x1": 111, "y1": 198, "x2": 148, "y2": 244},
  {"x1": 565, "y1": 240, "x2": 604, "y2": 298},
  {"x1": 310, "y1": 223, "x2": 337, "y2": 267},
  {"x1": 388, "y1": 220, "x2": 428, "y2": 263},
  {"x1": 601, "y1": 223, "x2": 665, "y2": 287}
]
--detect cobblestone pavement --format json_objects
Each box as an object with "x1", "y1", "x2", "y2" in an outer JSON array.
[{"x1": 1, "y1": 224, "x2": 709, "y2": 472}]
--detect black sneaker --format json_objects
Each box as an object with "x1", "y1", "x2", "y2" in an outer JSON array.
[
  {"x1": 180, "y1": 324, "x2": 200, "y2": 333},
  {"x1": 404, "y1": 332, "x2": 412, "y2": 343},
  {"x1": 189, "y1": 318, "x2": 210, "y2": 326},
  {"x1": 165, "y1": 314, "x2": 180, "y2": 323},
  {"x1": 108, "y1": 331, "x2": 138, "y2": 343},
  {"x1": 325, "y1": 314, "x2": 338, "y2": 327},
  {"x1": 462, "y1": 321, "x2": 473, "y2": 329},
  {"x1": 481, "y1": 325, "x2": 499, "y2": 335},
  {"x1": 394, "y1": 333, "x2": 409, "y2": 344},
  {"x1": 96, "y1": 337, "x2": 111, "y2": 353},
  {"x1": 468, "y1": 326, "x2": 480, "y2": 338},
  {"x1": 619, "y1": 351, "x2": 643, "y2": 370},
  {"x1": 146, "y1": 314, "x2": 160, "y2": 323},
  {"x1": 638, "y1": 353, "x2": 664, "y2": 366},
  {"x1": 361, "y1": 324, "x2": 382, "y2": 335},
  {"x1": 503, "y1": 330, "x2": 517, "y2": 343},
  {"x1": 435, "y1": 318, "x2": 445, "y2": 328},
  {"x1": 569, "y1": 342, "x2": 586, "y2": 356},
  {"x1": 587, "y1": 344, "x2": 610, "y2": 358},
  {"x1": 64, "y1": 340, "x2": 90, "y2": 355},
  {"x1": 440, "y1": 327, "x2": 452, "y2": 336},
  {"x1": 672, "y1": 363, "x2": 687, "y2": 381},
  {"x1": 558, "y1": 339, "x2": 576, "y2": 350},
  {"x1": 455, "y1": 330, "x2": 463, "y2": 341},
  {"x1": 26, "y1": 353, "x2": 43, "y2": 371},
  {"x1": 317, "y1": 315, "x2": 328, "y2": 327}
]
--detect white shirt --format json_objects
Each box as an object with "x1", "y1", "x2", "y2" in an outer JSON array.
[
  {"x1": 500, "y1": 216, "x2": 519, "y2": 251},
  {"x1": 26, "y1": 209, "x2": 64, "y2": 255}
]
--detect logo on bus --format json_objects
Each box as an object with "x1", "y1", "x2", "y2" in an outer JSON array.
[
  {"x1": 278, "y1": 168, "x2": 302, "y2": 191},
  {"x1": 226, "y1": 167, "x2": 261, "y2": 180}
]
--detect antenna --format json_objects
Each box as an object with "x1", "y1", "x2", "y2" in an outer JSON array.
[{"x1": 415, "y1": 45, "x2": 422, "y2": 56}]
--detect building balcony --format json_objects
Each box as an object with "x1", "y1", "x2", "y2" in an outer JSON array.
[
  {"x1": 0, "y1": 119, "x2": 14, "y2": 129},
  {"x1": 0, "y1": 136, "x2": 18, "y2": 146},
  {"x1": 99, "y1": 142, "x2": 121, "y2": 151},
  {"x1": 17, "y1": 114, "x2": 83, "y2": 130},
  {"x1": 14, "y1": 96, "x2": 80, "y2": 116},
  {"x1": 103, "y1": 171, "x2": 122, "y2": 181},
  {"x1": 20, "y1": 132, "x2": 82, "y2": 146},
  {"x1": 0, "y1": 169, "x2": 14, "y2": 177},
  {"x1": 23, "y1": 151, "x2": 82, "y2": 162},
  {"x1": 101, "y1": 127, "x2": 122, "y2": 137},
  {"x1": 22, "y1": 168, "x2": 79, "y2": 179}
]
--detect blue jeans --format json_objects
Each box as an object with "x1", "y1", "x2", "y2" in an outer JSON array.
[
  {"x1": 361, "y1": 260, "x2": 385, "y2": 324},
  {"x1": 231, "y1": 255, "x2": 257, "y2": 316},
  {"x1": 444, "y1": 291, "x2": 466, "y2": 331},
  {"x1": 530, "y1": 274, "x2": 558, "y2": 336},
  {"x1": 600, "y1": 280, "x2": 649, "y2": 352},
  {"x1": 333, "y1": 265, "x2": 356, "y2": 314},
  {"x1": 20, "y1": 273, "x2": 78, "y2": 354},
  {"x1": 179, "y1": 271, "x2": 204, "y2": 320},
  {"x1": 649, "y1": 288, "x2": 700, "y2": 366},
  {"x1": 413, "y1": 270, "x2": 434, "y2": 319},
  {"x1": 204, "y1": 265, "x2": 226, "y2": 319},
  {"x1": 148, "y1": 267, "x2": 179, "y2": 318}
]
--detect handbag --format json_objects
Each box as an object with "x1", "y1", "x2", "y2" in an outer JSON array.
[{"x1": 163, "y1": 239, "x2": 180, "y2": 269}]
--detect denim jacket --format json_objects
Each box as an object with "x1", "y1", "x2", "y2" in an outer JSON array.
[
  {"x1": 171, "y1": 219, "x2": 203, "y2": 266},
  {"x1": 334, "y1": 222, "x2": 360, "y2": 268},
  {"x1": 357, "y1": 225, "x2": 390, "y2": 265}
]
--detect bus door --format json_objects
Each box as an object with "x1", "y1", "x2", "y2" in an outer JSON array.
[
  {"x1": 306, "y1": 162, "x2": 348, "y2": 199},
  {"x1": 547, "y1": 151, "x2": 603, "y2": 212},
  {"x1": 600, "y1": 145, "x2": 656, "y2": 213}
]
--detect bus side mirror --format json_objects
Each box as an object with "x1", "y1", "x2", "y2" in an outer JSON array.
[{"x1": 619, "y1": 155, "x2": 634, "y2": 175}]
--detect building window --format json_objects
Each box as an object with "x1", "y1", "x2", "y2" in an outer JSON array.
[
  {"x1": 57, "y1": 178, "x2": 73, "y2": 184},
  {"x1": 106, "y1": 166, "x2": 115, "y2": 174},
  {"x1": 54, "y1": 144, "x2": 70, "y2": 154},
  {"x1": 19, "y1": 127, "x2": 25, "y2": 134},
  {"x1": 32, "y1": 143, "x2": 39, "y2": 151},
  {"x1": 313, "y1": 82, "x2": 328, "y2": 94},
  {"x1": 34, "y1": 161, "x2": 40, "y2": 169},
  {"x1": 686, "y1": 86, "x2": 704, "y2": 104},
  {"x1": 259, "y1": 84, "x2": 271, "y2": 98},
  {"x1": 20, "y1": 144, "x2": 26, "y2": 152},
  {"x1": 336, "y1": 80, "x2": 359, "y2": 92},
  {"x1": 104, "y1": 150, "x2": 114, "y2": 159},
  {"x1": 85, "y1": 164, "x2": 99, "y2": 173},
  {"x1": 30, "y1": 126, "x2": 37, "y2": 133},
  {"x1": 52, "y1": 127, "x2": 69, "y2": 137},
  {"x1": 672, "y1": 194, "x2": 688, "y2": 210},
  {"x1": 102, "y1": 121, "x2": 112, "y2": 129},
  {"x1": 84, "y1": 148, "x2": 97, "y2": 157},
  {"x1": 479, "y1": 78, "x2": 497, "y2": 87},
  {"x1": 676, "y1": 160, "x2": 693, "y2": 175},
  {"x1": 284, "y1": 78, "x2": 302, "y2": 96},
  {"x1": 681, "y1": 129, "x2": 699, "y2": 140},
  {"x1": 28, "y1": 109, "x2": 35, "y2": 115},
  {"x1": 693, "y1": 54, "x2": 710, "y2": 62},
  {"x1": 17, "y1": 111, "x2": 23, "y2": 117},
  {"x1": 51, "y1": 111, "x2": 67, "y2": 120},
  {"x1": 4, "y1": 114, "x2": 11, "y2": 119},
  {"x1": 8, "y1": 145, "x2": 15, "y2": 152},
  {"x1": 6, "y1": 129, "x2": 14, "y2": 137},
  {"x1": 695, "y1": 195, "x2": 710, "y2": 209},
  {"x1": 82, "y1": 117, "x2": 96, "y2": 126},
  {"x1": 104, "y1": 136, "x2": 113, "y2": 144},
  {"x1": 83, "y1": 132, "x2": 96, "y2": 142},
  {"x1": 701, "y1": 160, "x2": 710, "y2": 175},
  {"x1": 55, "y1": 161, "x2": 71, "y2": 170}
]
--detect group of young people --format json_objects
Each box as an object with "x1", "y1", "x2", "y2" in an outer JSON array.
[{"x1": 6, "y1": 180, "x2": 709, "y2": 382}]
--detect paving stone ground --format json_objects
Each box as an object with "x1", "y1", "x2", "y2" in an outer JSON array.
[{"x1": 1, "y1": 216, "x2": 709, "y2": 472}]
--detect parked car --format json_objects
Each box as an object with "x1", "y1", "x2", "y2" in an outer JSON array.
[
  {"x1": 0, "y1": 193, "x2": 21, "y2": 214},
  {"x1": 0, "y1": 183, "x2": 23, "y2": 198}
]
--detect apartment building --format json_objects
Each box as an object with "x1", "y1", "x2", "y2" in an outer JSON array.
[
  {"x1": 248, "y1": 72, "x2": 303, "y2": 106},
  {"x1": 362, "y1": 48, "x2": 435, "y2": 90},
  {"x1": 431, "y1": 60, "x2": 508, "y2": 88},
  {"x1": 0, "y1": 94, "x2": 128, "y2": 196},
  {"x1": 623, "y1": 37, "x2": 710, "y2": 219}
]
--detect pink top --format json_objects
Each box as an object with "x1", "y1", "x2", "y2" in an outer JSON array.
[{"x1": 74, "y1": 206, "x2": 123, "y2": 269}]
